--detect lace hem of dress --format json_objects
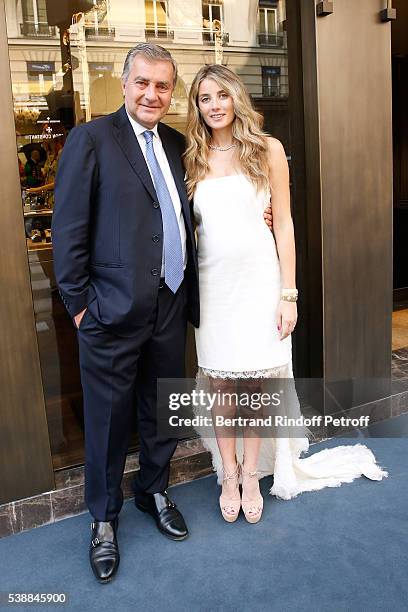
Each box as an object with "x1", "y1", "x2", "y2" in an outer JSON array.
[{"x1": 198, "y1": 365, "x2": 288, "y2": 379}]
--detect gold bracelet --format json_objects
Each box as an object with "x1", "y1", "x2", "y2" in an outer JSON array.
[
  {"x1": 281, "y1": 288, "x2": 298, "y2": 297},
  {"x1": 281, "y1": 294, "x2": 298, "y2": 302}
]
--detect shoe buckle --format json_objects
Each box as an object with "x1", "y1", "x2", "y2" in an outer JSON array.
[
  {"x1": 162, "y1": 490, "x2": 176, "y2": 508},
  {"x1": 91, "y1": 537, "x2": 100, "y2": 548}
]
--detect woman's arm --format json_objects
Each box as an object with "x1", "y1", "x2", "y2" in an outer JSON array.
[{"x1": 266, "y1": 137, "x2": 298, "y2": 339}]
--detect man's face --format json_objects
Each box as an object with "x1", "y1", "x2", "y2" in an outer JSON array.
[{"x1": 122, "y1": 55, "x2": 175, "y2": 129}]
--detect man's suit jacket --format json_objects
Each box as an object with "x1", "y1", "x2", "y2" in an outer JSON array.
[{"x1": 52, "y1": 104, "x2": 199, "y2": 336}]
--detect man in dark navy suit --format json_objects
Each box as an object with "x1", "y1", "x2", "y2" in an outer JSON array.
[{"x1": 52, "y1": 43, "x2": 199, "y2": 583}]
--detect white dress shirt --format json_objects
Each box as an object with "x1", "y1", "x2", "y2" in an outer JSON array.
[{"x1": 126, "y1": 111, "x2": 187, "y2": 275}]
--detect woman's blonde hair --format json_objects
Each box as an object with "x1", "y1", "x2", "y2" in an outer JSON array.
[{"x1": 183, "y1": 64, "x2": 270, "y2": 199}]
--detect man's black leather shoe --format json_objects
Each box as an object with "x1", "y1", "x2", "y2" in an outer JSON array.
[
  {"x1": 135, "y1": 490, "x2": 188, "y2": 540},
  {"x1": 89, "y1": 519, "x2": 120, "y2": 583}
]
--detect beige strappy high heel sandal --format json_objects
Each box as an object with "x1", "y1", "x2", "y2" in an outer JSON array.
[
  {"x1": 219, "y1": 463, "x2": 241, "y2": 522},
  {"x1": 241, "y1": 465, "x2": 263, "y2": 524}
]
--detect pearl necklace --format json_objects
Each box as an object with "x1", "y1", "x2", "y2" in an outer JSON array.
[{"x1": 209, "y1": 142, "x2": 238, "y2": 152}]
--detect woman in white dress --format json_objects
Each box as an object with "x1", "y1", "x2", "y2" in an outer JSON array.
[{"x1": 183, "y1": 65, "x2": 387, "y2": 524}]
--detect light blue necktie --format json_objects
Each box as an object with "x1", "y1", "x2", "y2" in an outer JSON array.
[{"x1": 143, "y1": 130, "x2": 184, "y2": 293}]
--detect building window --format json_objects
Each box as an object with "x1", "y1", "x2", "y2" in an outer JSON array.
[
  {"x1": 262, "y1": 66, "x2": 281, "y2": 97},
  {"x1": 202, "y1": 1, "x2": 224, "y2": 43},
  {"x1": 258, "y1": 2, "x2": 279, "y2": 46},
  {"x1": 85, "y1": 0, "x2": 115, "y2": 40},
  {"x1": 145, "y1": 0, "x2": 173, "y2": 40},
  {"x1": 21, "y1": 0, "x2": 55, "y2": 37}
]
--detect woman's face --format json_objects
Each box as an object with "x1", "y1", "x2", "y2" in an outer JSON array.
[{"x1": 197, "y1": 78, "x2": 235, "y2": 131}]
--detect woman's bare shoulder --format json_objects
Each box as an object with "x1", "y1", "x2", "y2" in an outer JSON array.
[
  {"x1": 265, "y1": 135, "x2": 286, "y2": 155},
  {"x1": 265, "y1": 136, "x2": 288, "y2": 173}
]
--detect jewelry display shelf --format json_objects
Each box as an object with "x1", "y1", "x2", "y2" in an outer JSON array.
[
  {"x1": 26, "y1": 239, "x2": 52, "y2": 251},
  {"x1": 23, "y1": 206, "x2": 53, "y2": 217}
]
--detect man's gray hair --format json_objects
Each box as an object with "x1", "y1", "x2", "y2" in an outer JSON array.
[{"x1": 122, "y1": 43, "x2": 178, "y2": 86}]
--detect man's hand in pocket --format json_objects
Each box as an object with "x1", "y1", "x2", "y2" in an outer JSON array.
[{"x1": 74, "y1": 308, "x2": 87, "y2": 329}]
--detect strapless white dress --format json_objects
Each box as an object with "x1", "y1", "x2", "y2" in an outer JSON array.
[
  {"x1": 192, "y1": 173, "x2": 388, "y2": 499},
  {"x1": 194, "y1": 173, "x2": 291, "y2": 377}
]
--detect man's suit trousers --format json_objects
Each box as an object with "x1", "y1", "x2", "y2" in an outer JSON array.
[{"x1": 77, "y1": 281, "x2": 187, "y2": 521}]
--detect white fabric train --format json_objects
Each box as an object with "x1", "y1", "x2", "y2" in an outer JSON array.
[{"x1": 193, "y1": 363, "x2": 388, "y2": 500}]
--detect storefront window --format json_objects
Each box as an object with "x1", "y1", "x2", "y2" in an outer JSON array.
[{"x1": 6, "y1": 0, "x2": 289, "y2": 471}]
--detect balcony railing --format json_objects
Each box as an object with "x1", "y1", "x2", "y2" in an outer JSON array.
[
  {"x1": 203, "y1": 31, "x2": 229, "y2": 45},
  {"x1": 145, "y1": 27, "x2": 174, "y2": 41},
  {"x1": 20, "y1": 22, "x2": 56, "y2": 38},
  {"x1": 262, "y1": 85, "x2": 281, "y2": 97},
  {"x1": 258, "y1": 33, "x2": 284, "y2": 47},
  {"x1": 85, "y1": 26, "x2": 115, "y2": 40}
]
